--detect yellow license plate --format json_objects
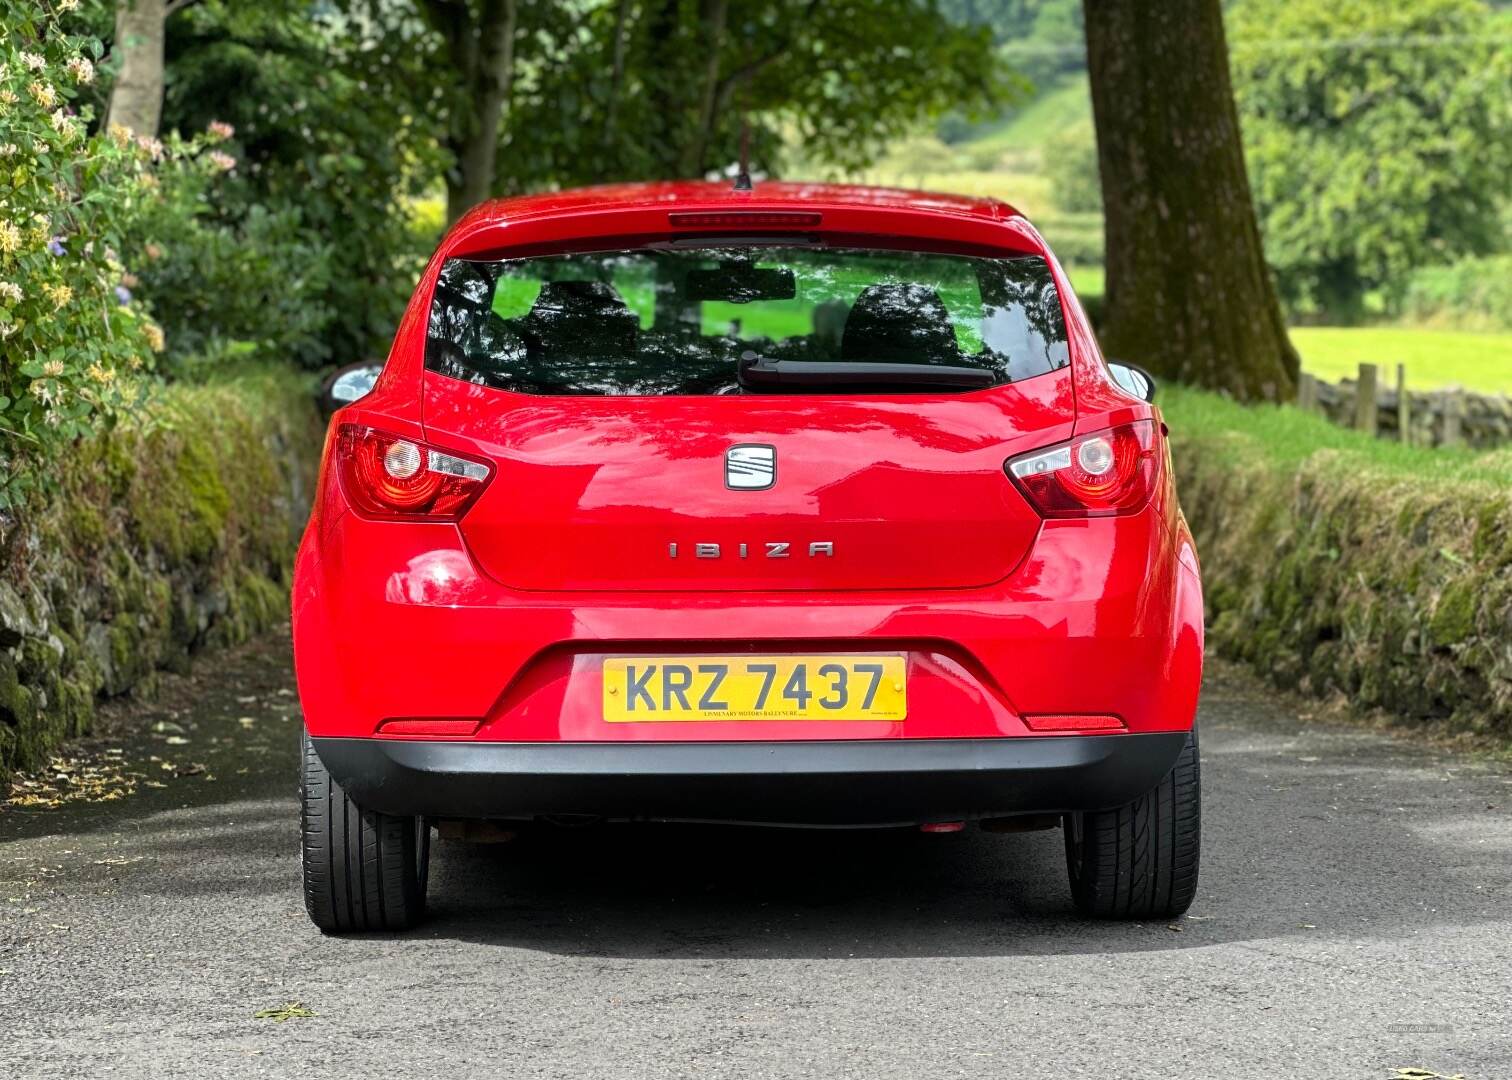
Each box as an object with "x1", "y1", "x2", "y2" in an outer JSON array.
[{"x1": 602, "y1": 655, "x2": 907, "y2": 722}]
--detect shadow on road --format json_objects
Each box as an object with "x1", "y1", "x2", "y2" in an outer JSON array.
[{"x1": 4, "y1": 633, "x2": 1509, "y2": 964}]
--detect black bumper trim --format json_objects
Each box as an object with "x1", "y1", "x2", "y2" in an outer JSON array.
[{"x1": 311, "y1": 733, "x2": 1189, "y2": 827}]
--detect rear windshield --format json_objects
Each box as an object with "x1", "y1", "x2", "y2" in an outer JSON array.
[{"x1": 425, "y1": 246, "x2": 1069, "y2": 396}]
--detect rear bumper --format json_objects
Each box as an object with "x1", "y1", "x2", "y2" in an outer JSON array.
[{"x1": 311, "y1": 731, "x2": 1188, "y2": 827}]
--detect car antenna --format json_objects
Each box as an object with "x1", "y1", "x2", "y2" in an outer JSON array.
[{"x1": 733, "y1": 117, "x2": 753, "y2": 191}]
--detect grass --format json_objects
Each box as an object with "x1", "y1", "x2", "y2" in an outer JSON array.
[
  {"x1": 961, "y1": 76, "x2": 1093, "y2": 161},
  {"x1": 1160, "y1": 383, "x2": 1512, "y2": 486},
  {"x1": 1064, "y1": 265, "x2": 1103, "y2": 298},
  {"x1": 1291, "y1": 327, "x2": 1512, "y2": 395}
]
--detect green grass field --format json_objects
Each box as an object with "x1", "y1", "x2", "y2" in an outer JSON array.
[
  {"x1": 964, "y1": 76, "x2": 1093, "y2": 161},
  {"x1": 1291, "y1": 327, "x2": 1512, "y2": 395}
]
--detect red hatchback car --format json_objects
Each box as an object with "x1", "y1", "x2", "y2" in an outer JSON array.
[{"x1": 293, "y1": 182, "x2": 1204, "y2": 932}]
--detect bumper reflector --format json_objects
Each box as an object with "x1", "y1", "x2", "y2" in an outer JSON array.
[
  {"x1": 1022, "y1": 714, "x2": 1126, "y2": 733},
  {"x1": 376, "y1": 719, "x2": 482, "y2": 738}
]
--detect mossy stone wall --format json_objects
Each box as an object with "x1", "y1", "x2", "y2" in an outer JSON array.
[
  {"x1": 1172, "y1": 434, "x2": 1512, "y2": 738},
  {"x1": 0, "y1": 369, "x2": 324, "y2": 781}
]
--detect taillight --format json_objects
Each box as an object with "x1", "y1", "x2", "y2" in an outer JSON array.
[
  {"x1": 335, "y1": 424, "x2": 492, "y2": 520},
  {"x1": 1006, "y1": 420, "x2": 1159, "y2": 518}
]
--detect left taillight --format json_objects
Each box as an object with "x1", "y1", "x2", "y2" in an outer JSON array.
[
  {"x1": 1006, "y1": 420, "x2": 1159, "y2": 518},
  {"x1": 334, "y1": 424, "x2": 492, "y2": 521}
]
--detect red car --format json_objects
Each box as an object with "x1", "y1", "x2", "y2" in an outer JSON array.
[{"x1": 294, "y1": 182, "x2": 1204, "y2": 932}]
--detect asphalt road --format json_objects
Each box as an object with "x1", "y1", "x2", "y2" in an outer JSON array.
[{"x1": 1, "y1": 629, "x2": 1509, "y2": 1080}]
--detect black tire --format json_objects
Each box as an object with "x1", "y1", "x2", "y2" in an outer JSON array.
[
  {"x1": 1064, "y1": 726, "x2": 1200, "y2": 919},
  {"x1": 301, "y1": 730, "x2": 429, "y2": 933}
]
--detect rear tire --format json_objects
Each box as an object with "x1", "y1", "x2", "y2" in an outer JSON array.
[
  {"x1": 301, "y1": 730, "x2": 429, "y2": 933},
  {"x1": 1064, "y1": 726, "x2": 1200, "y2": 919}
]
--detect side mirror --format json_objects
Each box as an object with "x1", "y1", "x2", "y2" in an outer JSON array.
[
  {"x1": 1108, "y1": 360, "x2": 1156, "y2": 402},
  {"x1": 321, "y1": 362, "x2": 382, "y2": 414}
]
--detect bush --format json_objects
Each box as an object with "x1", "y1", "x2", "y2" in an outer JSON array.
[
  {"x1": 1162, "y1": 385, "x2": 1512, "y2": 740},
  {"x1": 154, "y1": 6, "x2": 448, "y2": 366},
  {"x1": 123, "y1": 135, "x2": 336, "y2": 373},
  {"x1": 1401, "y1": 255, "x2": 1512, "y2": 331},
  {"x1": 0, "y1": 5, "x2": 166, "y2": 504}
]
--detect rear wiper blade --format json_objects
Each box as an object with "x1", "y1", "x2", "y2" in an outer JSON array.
[{"x1": 737, "y1": 352, "x2": 996, "y2": 392}]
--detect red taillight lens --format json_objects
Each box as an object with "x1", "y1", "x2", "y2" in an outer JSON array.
[
  {"x1": 1006, "y1": 420, "x2": 1159, "y2": 518},
  {"x1": 335, "y1": 424, "x2": 492, "y2": 521}
]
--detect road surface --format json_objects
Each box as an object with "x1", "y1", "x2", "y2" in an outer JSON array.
[{"x1": 2, "y1": 629, "x2": 1509, "y2": 1079}]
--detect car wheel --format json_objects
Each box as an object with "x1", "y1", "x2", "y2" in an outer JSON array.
[
  {"x1": 1064, "y1": 726, "x2": 1200, "y2": 919},
  {"x1": 301, "y1": 729, "x2": 429, "y2": 932}
]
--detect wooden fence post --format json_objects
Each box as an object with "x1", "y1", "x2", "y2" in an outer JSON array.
[
  {"x1": 1442, "y1": 388, "x2": 1464, "y2": 448},
  {"x1": 1354, "y1": 362, "x2": 1379, "y2": 435},
  {"x1": 1396, "y1": 363, "x2": 1410, "y2": 445},
  {"x1": 1297, "y1": 372, "x2": 1318, "y2": 413}
]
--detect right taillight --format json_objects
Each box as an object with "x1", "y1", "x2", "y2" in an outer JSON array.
[
  {"x1": 335, "y1": 424, "x2": 492, "y2": 521},
  {"x1": 1006, "y1": 420, "x2": 1159, "y2": 518}
]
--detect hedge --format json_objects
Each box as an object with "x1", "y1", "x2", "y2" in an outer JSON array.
[
  {"x1": 1163, "y1": 386, "x2": 1512, "y2": 740},
  {"x1": 0, "y1": 367, "x2": 323, "y2": 782}
]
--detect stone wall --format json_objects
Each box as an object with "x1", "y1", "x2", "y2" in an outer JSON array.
[
  {"x1": 1309, "y1": 377, "x2": 1512, "y2": 449},
  {"x1": 0, "y1": 369, "x2": 324, "y2": 782},
  {"x1": 1170, "y1": 424, "x2": 1512, "y2": 740}
]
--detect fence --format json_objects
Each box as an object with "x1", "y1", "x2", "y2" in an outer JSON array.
[{"x1": 1296, "y1": 363, "x2": 1512, "y2": 449}]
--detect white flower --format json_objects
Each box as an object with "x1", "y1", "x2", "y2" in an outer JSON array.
[
  {"x1": 0, "y1": 143, "x2": 17, "y2": 157},
  {"x1": 20, "y1": 52, "x2": 46, "y2": 72},
  {"x1": 42, "y1": 359, "x2": 64, "y2": 377},
  {"x1": 207, "y1": 150, "x2": 237, "y2": 172},
  {"x1": 65, "y1": 57, "x2": 94, "y2": 85},
  {"x1": 50, "y1": 109, "x2": 78, "y2": 142},
  {"x1": 0, "y1": 221, "x2": 21, "y2": 253},
  {"x1": 0, "y1": 281, "x2": 21, "y2": 304},
  {"x1": 28, "y1": 81, "x2": 56, "y2": 108}
]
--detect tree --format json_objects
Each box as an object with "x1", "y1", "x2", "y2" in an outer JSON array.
[
  {"x1": 105, "y1": 0, "x2": 206, "y2": 136},
  {"x1": 414, "y1": 0, "x2": 520, "y2": 224},
  {"x1": 1083, "y1": 0, "x2": 1298, "y2": 402},
  {"x1": 501, "y1": 0, "x2": 1012, "y2": 191},
  {"x1": 1229, "y1": 0, "x2": 1512, "y2": 321}
]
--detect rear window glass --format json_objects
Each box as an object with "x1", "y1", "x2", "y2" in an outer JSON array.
[{"x1": 425, "y1": 246, "x2": 1069, "y2": 395}]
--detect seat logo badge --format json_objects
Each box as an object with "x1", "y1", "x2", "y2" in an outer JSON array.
[{"x1": 725, "y1": 444, "x2": 776, "y2": 490}]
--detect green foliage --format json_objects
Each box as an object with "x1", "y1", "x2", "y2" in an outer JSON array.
[
  {"x1": 0, "y1": 2, "x2": 166, "y2": 502},
  {"x1": 123, "y1": 151, "x2": 336, "y2": 372},
  {"x1": 153, "y1": 1, "x2": 443, "y2": 365},
  {"x1": 490, "y1": 0, "x2": 1019, "y2": 189},
  {"x1": 1401, "y1": 254, "x2": 1512, "y2": 331},
  {"x1": 1229, "y1": 0, "x2": 1512, "y2": 320},
  {"x1": 1042, "y1": 120, "x2": 1100, "y2": 213}
]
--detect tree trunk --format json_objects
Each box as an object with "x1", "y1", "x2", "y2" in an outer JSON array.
[
  {"x1": 437, "y1": 0, "x2": 518, "y2": 226},
  {"x1": 681, "y1": 0, "x2": 728, "y2": 178},
  {"x1": 1083, "y1": 0, "x2": 1298, "y2": 402},
  {"x1": 107, "y1": 0, "x2": 168, "y2": 137},
  {"x1": 601, "y1": 0, "x2": 632, "y2": 150}
]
